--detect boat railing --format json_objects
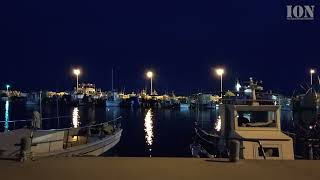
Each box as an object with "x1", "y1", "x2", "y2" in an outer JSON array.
[
  {"x1": 0, "y1": 115, "x2": 72, "y2": 131},
  {"x1": 31, "y1": 116, "x2": 122, "y2": 152},
  {"x1": 39, "y1": 116, "x2": 122, "y2": 132},
  {"x1": 221, "y1": 98, "x2": 278, "y2": 105}
]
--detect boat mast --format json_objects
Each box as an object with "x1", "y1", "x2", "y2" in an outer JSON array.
[
  {"x1": 112, "y1": 68, "x2": 114, "y2": 92},
  {"x1": 39, "y1": 90, "x2": 42, "y2": 120}
]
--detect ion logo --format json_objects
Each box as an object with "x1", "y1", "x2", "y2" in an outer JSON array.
[{"x1": 287, "y1": 5, "x2": 315, "y2": 20}]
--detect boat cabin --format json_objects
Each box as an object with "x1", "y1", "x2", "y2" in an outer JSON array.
[{"x1": 218, "y1": 78, "x2": 294, "y2": 160}]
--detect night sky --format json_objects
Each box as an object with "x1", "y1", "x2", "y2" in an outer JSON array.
[{"x1": 1, "y1": 1, "x2": 319, "y2": 95}]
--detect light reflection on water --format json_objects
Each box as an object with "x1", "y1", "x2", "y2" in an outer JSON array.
[
  {"x1": 144, "y1": 109, "x2": 154, "y2": 156},
  {"x1": 72, "y1": 107, "x2": 80, "y2": 128},
  {"x1": 4, "y1": 100, "x2": 9, "y2": 131}
]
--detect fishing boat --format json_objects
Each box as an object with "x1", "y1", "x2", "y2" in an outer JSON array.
[
  {"x1": 194, "y1": 78, "x2": 294, "y2": 160},
  {"x1": 0, "y1": 118, "x2": 122, "y2": 160},
  {"x1": 105, "y1": 68, "x2": 122, "y2": 107},
  {"x1": 291, "y1": 87, "x2": 320, "y2": 159}
]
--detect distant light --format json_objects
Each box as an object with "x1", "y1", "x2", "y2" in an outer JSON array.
[
  {"x1": 235, "y1": 81, "x2": 241, "y2": 92},
  {"x1": 215, "y1": 68, "x2": 224, "y2": 76},
  {"x1": 146, "y1": 71, "x2": 153, "y2": 78},
  {"x1": 73, "y1": 69, "x2": 81, "y2": 76},
  {"x1": 6, "y1": 84, "x2": 10, "y2": 89},
  {"x1": 310, "y1": 69, "x2": 315, "y2": 74}
]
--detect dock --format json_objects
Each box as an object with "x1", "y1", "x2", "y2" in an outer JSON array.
[{"x1": 1, "y1": 157, "x2": 320, "y2": 180}]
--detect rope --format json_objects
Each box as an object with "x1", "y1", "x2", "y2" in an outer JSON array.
[{"x1": 194, "y1": 128, "x2": 218, "y2": 145}]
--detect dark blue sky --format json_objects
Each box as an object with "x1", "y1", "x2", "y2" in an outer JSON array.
[{"x1": 0, "y1": 1, "x2": 319, "y2": 95}]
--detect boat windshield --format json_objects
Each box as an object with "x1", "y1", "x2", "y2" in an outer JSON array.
[{"x1": 236, "y1": 110, "x2": 276, "y2": 128}]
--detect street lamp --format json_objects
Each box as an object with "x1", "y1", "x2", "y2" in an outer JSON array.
[
  {"x1": 5, "y1": 84, "x2": 10, "y2": 94},
  {"x1": 310, "y1": 69, "x2": 315, "y2": 86},
  {"x1": 73, "y1": 69, "x2": 81, "y2": 91},
  {"x1": 146, "y1": 71, "x2": 153, "y2": 95},
  {"x1": 215, "y1": 68, "x2": 225, "y2": 98}
]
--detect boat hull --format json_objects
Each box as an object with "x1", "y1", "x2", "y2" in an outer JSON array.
[
  {"x1": 35, "y1": 129, "x2": 123, "y2": 158},
  {"x1": 106, "y1": 101, "x2": 121, "y2": 107},
  {"x1": 0, "y1": 128, "x2": 123, "y2": 159}
]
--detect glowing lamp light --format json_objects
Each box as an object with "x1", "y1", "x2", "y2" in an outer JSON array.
[
  {"x1": 73, "y1": 69, "x2": 81, "y2": 76},
  {"x1": 215, "y1": 68, "x2": 224, "y2": 76},
  {"x1": 146, "y1": 71, "x2": 153, "y2": 78},
  {"x1": 215, "y1": 68, "x2": 225, "y2": 99},
  {"x1": 73, "y1": 68, "x2": 81, "y2": 91},
  {"x1": 146, "y1": 71, "x2": 154, "y2": 95},
  {"x1": 5, "y1": 84, "x2": 10, "y2": 93},
  {"x1": 310, "y1": 69, "x2": 316, "y2": 86}
]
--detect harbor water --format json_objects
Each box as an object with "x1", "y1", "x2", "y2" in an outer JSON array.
[{"x1": 0, "y1": 100, "x2": 292, "y2": 157}]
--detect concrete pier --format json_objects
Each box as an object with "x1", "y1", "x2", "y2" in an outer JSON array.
[{"x1": 1, "y1": 157, "x2": 320, "y2": 180}]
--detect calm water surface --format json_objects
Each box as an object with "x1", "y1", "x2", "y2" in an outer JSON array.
[{"x1": 0, "y1": 100, "x2": 219, "y2": 157}]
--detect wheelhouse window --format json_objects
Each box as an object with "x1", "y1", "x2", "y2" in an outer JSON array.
[{"x1": 236, "y1": 110, "x2": 276, "y2": 128}]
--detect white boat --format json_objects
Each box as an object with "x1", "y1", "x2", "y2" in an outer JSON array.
[
  {"x1": 179, "y1": 97, "x2": 190, "y2": 109},
  {"x1": 180, "y1": 103, "x2": 190, "y2": 109},
  {"x1": 106, "y1": 100, "x2": 121, "y2": 107},
  {"x1": 0, "y1": 119, "x2": 122, "y2": 160},
  {"x1": 106, "y1": 69, "x2": 121, "y2": 107},
  {"x1": 106, "y1": 92, "x2": 121, "y2": 107}
]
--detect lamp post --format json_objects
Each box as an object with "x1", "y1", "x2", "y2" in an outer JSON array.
[
  {"x1": 146, "y1": 71, "x2": 153, "y2": 95},
  {"x1": 73, "y1": 69, "x2": 81, "y2": 91},
  {"x1": 215, "y1": 68, "x2": 224, "y2": 98},
  {"x1": 5, "y1": 84, "x2": 10, "y2": 94},
  {"x1": 310, "y1": 69, "x2": 315, "y2": 86}
]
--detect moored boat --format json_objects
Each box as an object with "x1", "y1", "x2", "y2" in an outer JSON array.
[
  {"x1": 0, "y1": 118, "x2": 122, "y2": 160},
  {"x1": 194, "y1": 78, "x2": 294, "y2": 160}
]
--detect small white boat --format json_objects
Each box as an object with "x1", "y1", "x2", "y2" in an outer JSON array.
[
  {"x1": 106, "y1": 92, "x2": 121, "y2": 107},
  {"x1": 180, "y1": 103, "x2": 190, "y2": 109},
  {"x1": 106, "y1": 100, "x2": 121, "y2": 107},
  {"x1": 0, "y1": 119, "x2": 122, "y2": 160}
]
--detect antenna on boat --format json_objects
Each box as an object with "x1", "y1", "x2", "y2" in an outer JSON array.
[
  {"x1": 300, "y1": 84, "x2": 307, "y2": 91},
  {"x1": 247, "y1": 77, "x2": 263, "y2": 106},
  {"x1": 291, "y1": 89, "x2": 297, "y2": 98},
  {"x1": 39, "y1": 90, "x2": 42, "y2": 121},
  {"x1": 111, "y1": 68, "x2": 114, "y2": 92}
]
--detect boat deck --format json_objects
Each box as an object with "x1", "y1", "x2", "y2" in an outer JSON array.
[{"x1": 1, "y1": 157, "x2": 320, "y2": 180}]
